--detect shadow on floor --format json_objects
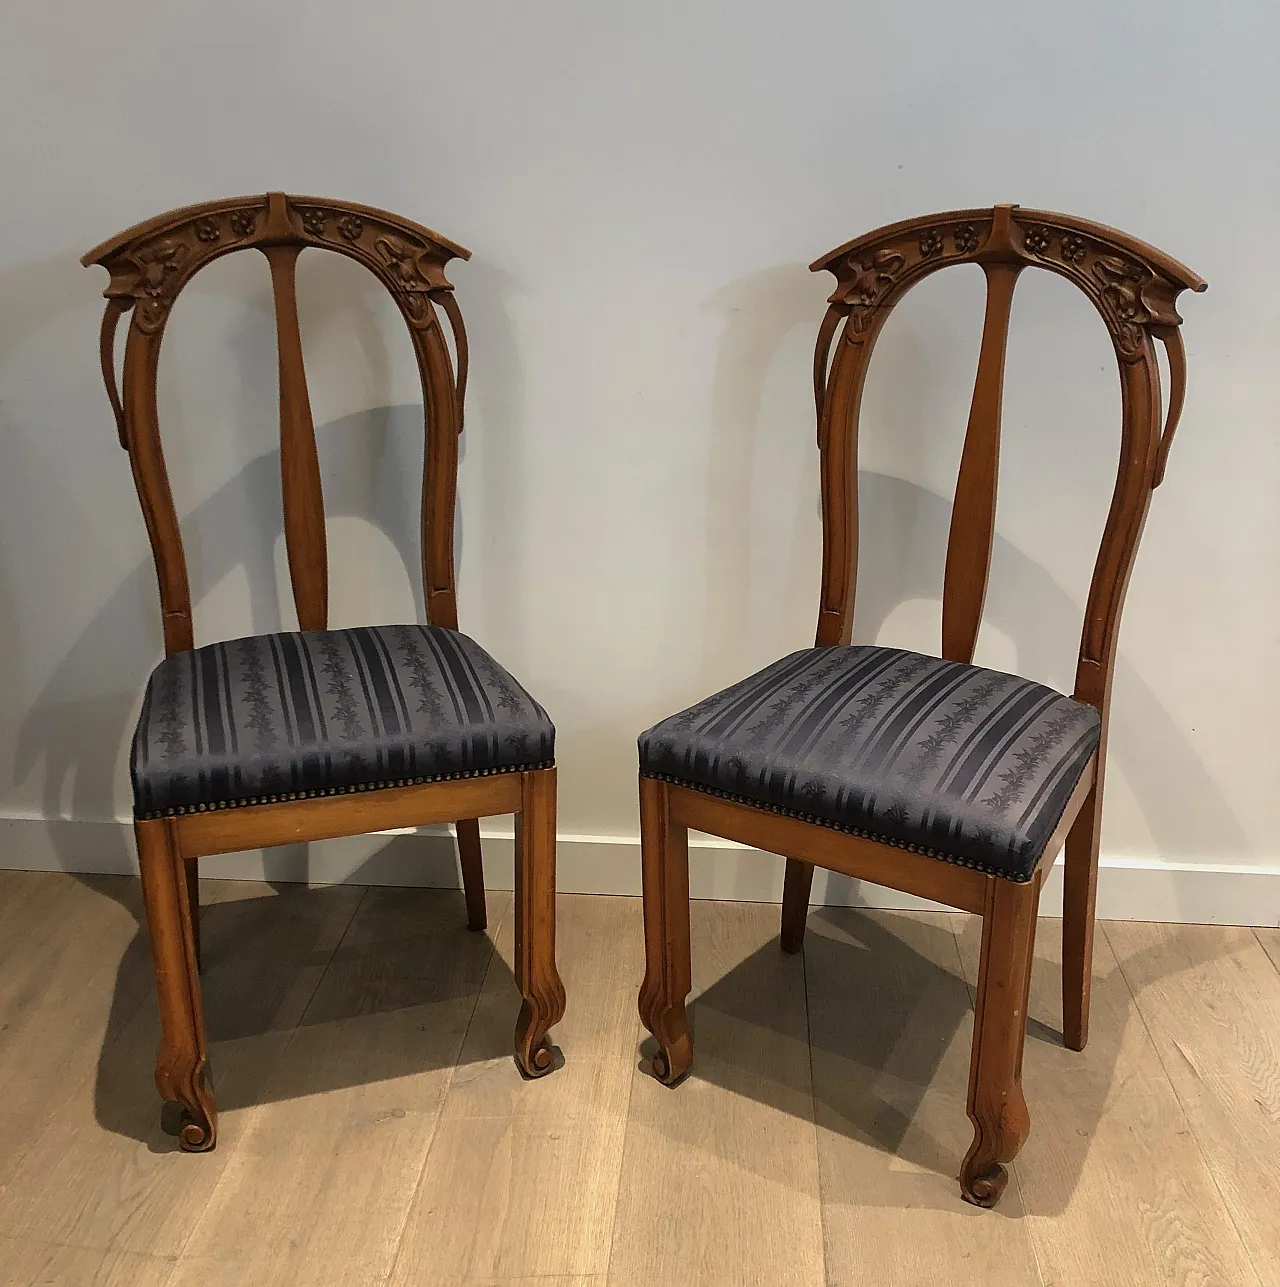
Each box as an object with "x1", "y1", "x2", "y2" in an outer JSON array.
[
  {"x1": 82, "y1": 854, "x2": 523, "y2": 1151},
  {"x1": 647, "y1": 902, "x2": 1229, "y2": 1216}
]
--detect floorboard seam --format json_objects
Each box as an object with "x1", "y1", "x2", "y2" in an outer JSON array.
[
  {"x1": 383, "y1": 893, "x2": 510, "y2": 1286},
  {"x1": 162, "y1": 882, "x2": 372, "y2": 1268},
  {"x1": 1100, "y1": 921, "x2": 1267, "y2": 1287}
]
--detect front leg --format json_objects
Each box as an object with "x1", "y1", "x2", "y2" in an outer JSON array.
[
  {"x1": 637, "y1": 776, "x2": 693, "y2": 1085},
  {"x1": 135, "y1": 818, "x2": 216, "y2": 1151},
  {"x1": 513, "y1": 767, "x2": 566, "y2": 1077},
  {"x1": 960, "y1": 872, "x2": 1040, "y2": 1206}
]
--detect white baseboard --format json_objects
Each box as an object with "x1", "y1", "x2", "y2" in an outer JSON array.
[{"x1": 1, "y1": 816, "x2": 1276, "y2": 927}]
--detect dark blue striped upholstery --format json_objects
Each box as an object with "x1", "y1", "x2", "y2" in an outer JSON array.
[
  {"x1": 639, "y1": 646, "x2": 1099, "y2": 882},
  {"x1": 132, "y1": 625, "x2": 554, "y2": 819}
]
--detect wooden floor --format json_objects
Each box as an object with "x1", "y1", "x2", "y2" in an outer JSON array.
[{"x1": 0, "y1": 872, "x2": 1277, "y2": 1286}]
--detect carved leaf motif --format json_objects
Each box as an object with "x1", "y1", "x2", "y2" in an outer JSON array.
[
  {"x1": 1093, "y1": 254, "x2": 1152, "y2": 357},
  {"x1": 376, "y1": 236, "x2": 423, "y2": 286},
  {"x1": 846, "y1": 248, "x2": 906, "y2": 332},
  {"x1": 136, "y1": 241, "x2": 188, "y2": 296}
]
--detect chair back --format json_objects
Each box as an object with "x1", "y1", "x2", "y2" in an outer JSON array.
[{"x1": 84, "y1": 192, "x2": 471, "y2": 653}]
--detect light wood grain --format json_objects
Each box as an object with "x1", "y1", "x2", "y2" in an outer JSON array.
[
  {"x1": 955, "y1": 916, "x2": 1260, "y2": 1287},
  {"x1": 0, "y1": 1235, "x2": 176, "y2": 1287},
  {"x1": 3, "y1": 874, "x2": 1276, "y2": 1287},
  {"x1": 0, "y1": 879, "x2": 362, "y2": 1259},
  {"x1": 171, "y1": 887, "x2": 507, "y2": 1287},
  {"x1": 1256, "y1": 927, "x2": 1280, "y2": 975},
  {"x1": 609, "y1": 900, "x2": 824, "y2": 1287},
  {"x1": 390, "y1": 895, "x2": 639, "y2": 1283},
  {"x1": 0, "y1": 876, "x2": 154, "y2": 1190},
  {"x1": 1105, "y1": 920, "x2": 1280, "y2": 1281},
  {"x1": 805, "y1": 907, "x2": 1043, "y2": 1286}
]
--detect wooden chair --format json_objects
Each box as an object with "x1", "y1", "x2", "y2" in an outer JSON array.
[
  {"x1": 636, "y1": 205, "x2": 1204, "y2": 1206},
  {"x1": 83, "y1": 193, "x2": 566, "y2": 1152}
]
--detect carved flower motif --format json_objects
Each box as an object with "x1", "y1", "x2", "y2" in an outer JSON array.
[
  {"x1": 1023, "y1": 225, "x2": 1052, "y2": 254},
  {"x1": 918, "y1": 228, "x2": 943, "y2": 258},
  {"x1": 301, "y1": 208, "x2": 327, "y2": 237},
  {"x1": 337, "y1": 215, "x2": 364, "y2": 242},
  {"x1": 229, "y1": 210, "x2": 256, "y2": 237},
  {"x1": 953, "y1": 224, "x2": 979, "y2": 254},
  {"x1": 194, "y1": 217, "x2": 219, "y2": 244},
  {"x1": 1060, "y1": 232, "x2": 1087, "y2": 263}
]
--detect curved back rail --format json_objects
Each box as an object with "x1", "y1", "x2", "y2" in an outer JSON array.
[
  {"x1": 83, "y1": 192, "x2": 472, "y2": 654},
  {"x1": 809, "y1": 204, "x2": 1205, "y2": 720}
]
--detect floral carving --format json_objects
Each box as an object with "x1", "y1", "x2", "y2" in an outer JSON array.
[
  {"x1": 918, "y1": 228, "x2": 943, "y2": 258},
  {"x1": 845, "y1": 248, "x2": 907, "y2": 332},
  {"x1": 137, "y1": 240, "x2": 188, "y2": 296},
  {"x1": 1060, "y1": 232, "x2": 1087, "y2": 263},
  {"x1": 953, "y1": 224, "x2": 979, "y2": 254},
  {"x1": 337, "y1": 215, "x2": 363, "y2": 242},
  {"x1": 1093, "y1": 254, "x2": 1152, "y2": 357},
  {"x1": 194, "y1": 217, "x2": 219, "y2": 244},
  {"x1": 229, "y1": 210, "x2": 256, "y2": 238},
  {"x1": 301, "y1": 208, "x2": 327, "y2": 237},
  {"x1": 132, "y1": 239, "x2": 190, "y2": 331},
  {"x1": 376, "y1": 237, "x2": 431, "y2": 321},
  {"x1": 1023, "y1": 225, "x2": 1052, "y2": 255},
  {"x1": 376, "y1": 236, "x2": 423, "y2": 287}
]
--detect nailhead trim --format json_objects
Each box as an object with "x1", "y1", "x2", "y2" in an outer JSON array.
[
  {"x1": 135, "y1": 760, "x2": 554, "y2": 822},
  {"x1": 641, "y1": 772, "x2": 1041, "y2": 884}
]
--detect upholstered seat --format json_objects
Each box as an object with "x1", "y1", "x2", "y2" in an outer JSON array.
[
  {"x1": 133, "y1": 624, "x2": 555, "y2": 819},
  {"x1": 639, "y1": 645, "x2": 1099, "y2": 882}
]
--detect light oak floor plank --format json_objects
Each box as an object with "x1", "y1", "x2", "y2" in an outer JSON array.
[
  {"x1": 2, "y1": 873, "x2": 1277, "y2": 1287},
  {"x1": 389, "y1": 894, "x2": 642, "y2": 1284},
  {"x1": 1105, "y1": 920, "x2": 1280, "y2": 1285},
  {"x1": 0, "y1": 875, "x2": 154, "y2": 1192},
  {"x1": 606, "y1": 900, "x2": 825, "y2": 1287},
  {"x1": 805, "y1": 907, "x2": 1044, "y2": 1287},
  {"x1": 1255, "y1": 927, "x2": 1280, "y2": 975},
  {"x1": 0, "y1": 1234, "x2": 176, "y2": 1287},
  {"x1": 955, "y1": 916, "x2": 1260, "y2": 1287},
  {"x1": 0, "y1": 878, "x2": 363, "y2": 1260},
  {"x1": 171, "y1": 886, "x2": 507, "y2": 1287}
]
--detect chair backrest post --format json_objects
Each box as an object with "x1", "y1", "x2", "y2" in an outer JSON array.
[
  {"x1": 83, "y1": 193, "x2": 472, "y2": 653},
  {"x1": 810, "y1": 204, "x2": 1205, "y2": 727}
]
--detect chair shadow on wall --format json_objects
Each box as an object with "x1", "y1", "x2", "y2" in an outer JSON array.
[
  {"x1": 650, "y1": 263, "x2": 1249, "y2": 1214},
  {"x1": 6, "y1": 250, "x2": 534, "y2": 1146}
]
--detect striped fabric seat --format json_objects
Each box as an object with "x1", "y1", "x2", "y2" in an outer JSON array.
[
  {"x1": 639, "y1": 646, "x2": 1100, "y2": 882},
  {"x1": 132, "y1": 625, "x2": 554, "y2": 819}
]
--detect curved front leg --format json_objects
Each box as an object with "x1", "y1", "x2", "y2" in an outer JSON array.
[
  {"x1": 960, "y1": 873, "x2": 1039, "y2": 1207},
  {"x1": 637, "y1": 776, "x2": 693, "y2": 1085},
  {"x1": 513, "y1": 768, "x2": 566, "y2": 1077},
  {"x1": 135, "y1": 818, "x2": 216, "y2": 1151}
]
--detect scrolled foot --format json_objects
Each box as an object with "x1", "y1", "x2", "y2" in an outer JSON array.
[
  {"x1": 157, "y1": 1059, "x2": 216, "y2": 1152},
  {"x1": 514, "y1": 990, "x2": 565, "y2": 1079},
  {"x1": 650, "y1": 1031, "x2": 693, "y2": 1086},
  {"x1": 960, "y1": 1159, "x2": 1008, "y2": 1208},
  {"x1": 178, "y1": 1108, "x2": 216, "y2": 1152}
]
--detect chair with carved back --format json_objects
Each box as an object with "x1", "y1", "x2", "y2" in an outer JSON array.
[
  {"x1": 636, "y1": 205, "x2": 1204, "y2": 1206},
  {"x1": 83, "y1": 193, "x2": 566, "y2": 1152}
]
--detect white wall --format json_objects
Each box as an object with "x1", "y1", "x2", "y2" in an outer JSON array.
[{"x1": 1, "y1": 2, "x2": 1276, "y2": 913}]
